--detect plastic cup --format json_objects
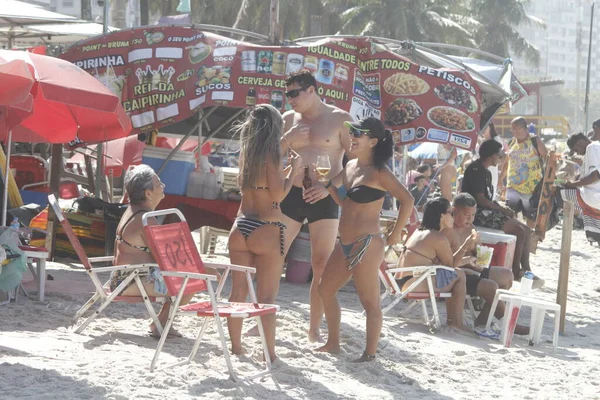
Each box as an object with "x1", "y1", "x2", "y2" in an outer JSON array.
[
  {"x1": 520, "y1": 276, "x2": 533, "y2": 295},
  {"x1": 476, "y1": 245, "x2": 494, "y2": 269}
]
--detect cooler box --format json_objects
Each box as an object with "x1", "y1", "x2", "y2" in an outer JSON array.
[
  {"x1": 142, "y1": 147, "x2": 195, "y2": 195},
  {"x1": 286, "y1": 232, "x2": 312, "y2": 283},
  {"x1": 478, "y1": 229, "x2": 517, "y2": 271}
]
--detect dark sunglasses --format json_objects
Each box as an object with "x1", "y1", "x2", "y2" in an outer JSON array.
[
  {"x1": 285, "y1": 87, "x2": 308, "y2": 99},
  {"x1": 349, "y1": 126, "x2": 371, "y2": 138}
]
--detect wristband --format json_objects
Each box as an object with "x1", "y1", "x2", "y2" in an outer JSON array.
[{"x1": 325, "y1": 180, "x2": 333, "y2": 189}]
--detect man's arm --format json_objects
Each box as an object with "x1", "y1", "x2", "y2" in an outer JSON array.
[
  {"x1": 536, "y1": 136, "x2": 548, "y2": 159},
  {"x1": 567, "y1": 170, "x2": 600, "y2": 187}
]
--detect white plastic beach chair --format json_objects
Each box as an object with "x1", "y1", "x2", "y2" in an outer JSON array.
[
  {"x1": 142, "y1": 209, "x2": 279, "y2": 383},
  {"x1": 380, "y1": 261, "x2": 476, "y2": 331},
  {"x1": 48, "y1": 194, "x2": 165, "y2": 335}
]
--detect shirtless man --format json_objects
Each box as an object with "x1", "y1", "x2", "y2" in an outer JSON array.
[
  {"x1": 442, "y1": 193, "x2": 528, "y2": 335},
  {"x1": 280, "y1": 70, "x2": 353, "y2": 342}
]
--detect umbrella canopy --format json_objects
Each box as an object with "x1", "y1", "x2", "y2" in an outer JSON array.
[
  {"x1": 408, "y1": 142, "x2": 469, "y2": 160},
  {"x1": 0, "y1": 57, "x2": 33, "y2": 105},
  {"x1": 0, "y1": 49, "x2": 133, "y2": 225},
  {"x1": 0, "y1": 49, "x2": 131, "y2": 144}
]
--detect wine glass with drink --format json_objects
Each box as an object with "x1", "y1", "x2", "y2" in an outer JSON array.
[{"x1": 315, "y1": 155, "x2": 331, "y2": 183}]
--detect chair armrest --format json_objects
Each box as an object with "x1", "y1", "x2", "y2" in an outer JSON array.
[
  {"x1": 203, "y1": 262, "x2": 257, "y2": 274},
  {"x1": 387, "y1": 265, "x2": 455, "y2": 274},
  {"x1": 88, "y1": 256, "x2": 114, "y2": 264},
  {"x1": 91, "y1": 263, "x2": 155, "y2": 273},
  {"x1": 161, "y1": 271, "x2": 217, "y2": 281}
]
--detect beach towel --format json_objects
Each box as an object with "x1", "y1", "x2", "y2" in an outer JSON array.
[{"x1": 561, "y1": 188, "x2": 600, "y2": 238}]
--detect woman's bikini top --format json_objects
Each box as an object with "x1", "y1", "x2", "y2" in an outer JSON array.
[
  {"x1": 115, "y1": 209, "x2": 151, "y2": 253},
  {"x1": 337, "y1": 185, "x2": 386, "y2": 203},
  {"x1": 400, "y1": 244, "x2": 441, "y2": 264}
]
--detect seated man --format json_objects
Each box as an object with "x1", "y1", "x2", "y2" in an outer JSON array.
[
  {"x1": 562, "y1": 132, "x2": 600, "y2": 244},
  {"x1": 442, "y1": 193, "x2": 528, "y2": 335},
  {"x1": 409, "y1": 174, "x2": 430, "y2": 211},
  {"x1": 461, "y1": 139, "x2": 544, "y2": 288}
]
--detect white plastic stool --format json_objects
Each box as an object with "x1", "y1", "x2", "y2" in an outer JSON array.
[
  {"x1": 486, "y1": 289, "x2": 560, "y2": 353},
  {"x1": 200, "y1": 226, "x2": 229, "y2": 255}
]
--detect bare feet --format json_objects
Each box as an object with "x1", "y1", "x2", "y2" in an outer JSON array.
[
  {"x1": 315, "y1": 342, "x2": 340, "y2": 354},
  {"x1": 352, "y1": 352, "x2": 376, "y2": 363},
  {"x1": 231, "y1": 346, "x2": 246, "y2": 356},
  {"x1": 308, "y1": 330, "x2": 324, "y2": 343}
]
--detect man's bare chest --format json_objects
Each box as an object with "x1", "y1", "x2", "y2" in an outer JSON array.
[{"x1": 294, "y1": 116, "x2": 340, "y2": 149}]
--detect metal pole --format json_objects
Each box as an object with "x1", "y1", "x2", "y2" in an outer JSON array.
[
  {"x1": 575, "y1": 0, "x2": 582, "y2": 127},
  {"x1": 156, "y1": 107, "x2": 218, "y2": 175},
  {"x1": 96, "y1": 0, "x2": 110, "y2": 200},
  {"x1": 2, "y1": 130, "x2": 12, "y2": 226},
  {"x1": 584, "y1": 2, "x2": 595, "y2": 129},
  {"x1": 269, "y1": 0, "x2": 280, "y2": 45},
  {"x1": 103, "y1": 0, "x2": 110, "y2": 33}
]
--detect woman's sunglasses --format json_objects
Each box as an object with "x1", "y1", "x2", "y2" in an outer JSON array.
[
  {"x1": 285, "y1": 87, "x2": 308, "y2": 99},
  {"x1": 349, "y1": 126, "x2": 371, "y2": 138}
]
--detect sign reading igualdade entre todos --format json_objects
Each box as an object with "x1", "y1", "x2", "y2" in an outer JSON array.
[{"x1": 62, "y1": 26, "x2": 483, "y2": 150}]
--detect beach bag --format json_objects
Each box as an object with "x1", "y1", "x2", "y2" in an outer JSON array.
[{"x1": 0, "y1": 229, "x2": 26, "y2": 292}]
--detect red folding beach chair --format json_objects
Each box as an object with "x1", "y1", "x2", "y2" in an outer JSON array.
[
  {"x1": 142, "y1": 209, "x2": 279, "y2": 382},
  {"x1": 48, "y1": 194, "x2": 164, "y2": 334}
]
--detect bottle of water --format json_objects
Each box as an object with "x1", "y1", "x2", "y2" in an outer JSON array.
[{"x1": 10, "y1": 217, "x2": 19, "y2": 231}]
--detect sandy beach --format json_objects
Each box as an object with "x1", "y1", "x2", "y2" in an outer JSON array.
[{"x1": 1, "y1": 226, "x2": 600, "y2": 400}]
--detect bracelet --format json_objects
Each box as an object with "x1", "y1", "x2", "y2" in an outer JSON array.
[{"x1": 325, "y1": 180, "x2": 333, "y2": 189}]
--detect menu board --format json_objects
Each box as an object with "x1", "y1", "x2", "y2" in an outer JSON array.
[{"x1": 61, "y1": 27, "x2": 483, "y2": 150}]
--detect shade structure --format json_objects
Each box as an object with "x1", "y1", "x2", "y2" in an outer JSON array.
[
  {"x1": 0, "y1": 49, "x2": 131, "y2": 144},
  {"x1": 70, "y1": 135, "x2": 145, "y2": 178}
]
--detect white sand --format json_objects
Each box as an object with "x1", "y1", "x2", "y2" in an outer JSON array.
[{"x1": 1, "y1": 226, "x2": 600, "y2": 400}]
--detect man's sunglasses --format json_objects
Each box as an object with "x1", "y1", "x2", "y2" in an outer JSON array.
[
  {"x1": 349, "y1": 126, "x2": 371, "y2": 138},
  {"x1": 285, "y1": 87, "x2": 308, "y2": 99}
]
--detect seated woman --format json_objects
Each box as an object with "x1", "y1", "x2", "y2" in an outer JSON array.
[
  {"x1": 396, "y1": 197, "x2": 475, "y2": 332},
  {"x1": 227, "y1": 104, "x2": 302, "y2": 362},
  {"x1": 111, "y1": 164, "x2": 194, "y2": 337},
  {"x1": 317, "y1": 117, "x2": 414, "y2": 362}
]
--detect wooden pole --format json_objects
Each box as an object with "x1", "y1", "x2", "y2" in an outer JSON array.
[{"x1": 557, "y1": 200, "x2": 574, "y2": 334}]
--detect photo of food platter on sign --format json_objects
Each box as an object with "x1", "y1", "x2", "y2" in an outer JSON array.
[{"x1": 61, "y1": 26, "x2": 483, "y2": 150}]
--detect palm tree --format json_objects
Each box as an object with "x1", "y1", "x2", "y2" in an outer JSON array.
[
  {"x1": 334, "y1": 0, "x2": 474, "y2": 45},
  {"x1": 470, "y1": 0, "x2": 545, "y2": 66}
]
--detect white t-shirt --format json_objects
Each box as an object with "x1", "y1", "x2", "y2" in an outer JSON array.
[{"x1": 580, "y1": 141, "x2": 600, "y2": 209}]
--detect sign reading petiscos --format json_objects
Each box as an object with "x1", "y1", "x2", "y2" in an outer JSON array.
[{"x1": 61, "y1": 27, "x2": 482, "y2": 149}]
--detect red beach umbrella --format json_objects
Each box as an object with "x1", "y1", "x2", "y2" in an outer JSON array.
[{"x1": 0, "y1": 49, "x2": 133, "y2": 225}]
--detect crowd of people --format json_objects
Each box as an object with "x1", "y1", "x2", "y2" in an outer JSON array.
[{"x1": 109, "y1": 69, "x2": 600, "y2": 364}]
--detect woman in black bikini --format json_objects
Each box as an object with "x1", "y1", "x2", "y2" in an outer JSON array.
[
  {"x1": 227, "y1": 104, "x2": 302, "y2": 361},
  {"x1": 396, "y1": 197, "x2": 476, "y2": 332},
  {"x1": 317, "y1": 117, "x2": 414, "y2": 362},
  {"x1": 112, "y1": 164, "x2": 194, "y2": 337}
]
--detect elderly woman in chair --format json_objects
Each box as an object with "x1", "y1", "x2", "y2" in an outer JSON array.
[{"x1": 111, "y1": 164, "x2": 194, "y2": 338}]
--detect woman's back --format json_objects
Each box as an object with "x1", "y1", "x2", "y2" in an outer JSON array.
[{"x1": 400, "y1": 229, "x2": 450, "y2": 267}]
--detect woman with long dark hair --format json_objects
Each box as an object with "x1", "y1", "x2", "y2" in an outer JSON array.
[
  {"x1": 316, "y1": 117, "x2": 414, "y2": 362},
  {"x1": 395, "y1": 197, "x2": 473, "y2": 331},
  {"x1": 227, "y1": 104, "x2": 302, "y2": 361}
]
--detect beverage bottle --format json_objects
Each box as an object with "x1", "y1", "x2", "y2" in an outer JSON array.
[
  {"x1": 246, "y1": 87, "x2": 256, "y2": 106},
  {"x1": 10, "y1": 217, "x2": 19, "y2": 231},
  {"x1": 302, "y1": 166, "x2": 312, "y2": 189}
]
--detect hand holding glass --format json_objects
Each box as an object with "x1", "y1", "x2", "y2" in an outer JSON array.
[{"x1": 315, "y1": 155, "x2": 331, "y2": 182}]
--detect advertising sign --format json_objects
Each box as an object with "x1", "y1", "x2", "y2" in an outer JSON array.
[{"x1": 62, "y1": 27, "x2": 483, "y2": 149}]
